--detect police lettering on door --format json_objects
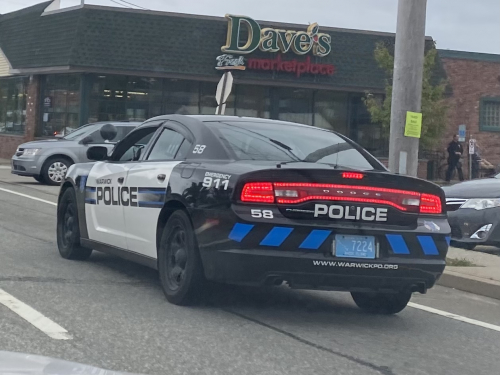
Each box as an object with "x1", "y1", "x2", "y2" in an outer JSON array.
[{"x1": 96, "y1": 186, "x2": 139, "y2": 207}]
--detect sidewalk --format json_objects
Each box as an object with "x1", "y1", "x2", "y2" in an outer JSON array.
[
  {"x1": 439, "y1": 247, "x2": 500, "y2": 300},
  {"x1": 0, "y1": 158, "x2": 10, "y2": 165}
]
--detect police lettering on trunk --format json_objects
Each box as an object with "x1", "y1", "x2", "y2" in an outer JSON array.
[{"x1": 314, "y1": 204, "x2": 388, "y2": 222}]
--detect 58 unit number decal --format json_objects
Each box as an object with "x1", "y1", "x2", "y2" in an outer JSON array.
[{"x1": 251, "y1": 209, "x2": 274, "y2": 219}]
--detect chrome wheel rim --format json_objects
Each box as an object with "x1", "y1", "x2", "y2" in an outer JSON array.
[{"x1": 48, "y1": 162, "x2": 68, "y2": 183}]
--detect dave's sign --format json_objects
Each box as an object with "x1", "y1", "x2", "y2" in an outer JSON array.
[{"x1": 221, "y1": 15, "x2": 332, "y2": 57}]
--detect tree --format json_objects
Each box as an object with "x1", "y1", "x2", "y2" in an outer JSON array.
[{"x1": 363, "y1": 43, "x2": 448, "y2": 150}]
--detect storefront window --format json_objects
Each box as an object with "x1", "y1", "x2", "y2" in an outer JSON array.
[
  {"x1": 163, "y1": 79, "x2": 199, "y2": 115},
  {"x1": 40, "y1": 74, "x2": 80, "y2": 137},
  {"x1": 314, "y1": 91, "x2": 348, "y2": 134},
  {"x1": 0, "y1": 77, "x2": 27, "y2": 135},
  {"x1": 235, "y1": 85, "x2": 270, "y2": 119},
  {"x1": 278, "y1": 88, "x2": 313, "y2": 125},
  {"x1": 349, "y1": 95, "x2": 386, "y2": 156},
  {"x1": 88, "y1": 75, "x2": 163, "y2": 124}
]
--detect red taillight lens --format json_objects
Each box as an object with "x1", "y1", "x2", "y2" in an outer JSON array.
[
  {"x1": 240, "y1": 182, "x2": 442, "y2": 214},
  {"x1": 342, "y1": 172, "x2": 364, "y2": 180},
  {"x1": 241, "y1": 182, "x2": 274, "y2": 203},
  {"x1": 420, "y1": 193, "x2": 442, "y2": 214}
]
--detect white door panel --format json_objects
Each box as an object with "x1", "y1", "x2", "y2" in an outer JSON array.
[
  {"x1": 123, "y1": 161, "x2": 183, "y2": 258},
  {"x1": 85, "y1": 162, "x2": 131, "y2": 249}
]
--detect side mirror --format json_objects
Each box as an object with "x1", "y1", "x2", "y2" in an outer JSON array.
[
  {"x1": 100, "y1": 124, "x2": 118, "y2": 142},
  {"x1": 80, "y1": 135, "x2": 93, "y2": 145},
  {"x1": 87, "y1": 146, "x2": 108, "y2": 161}
]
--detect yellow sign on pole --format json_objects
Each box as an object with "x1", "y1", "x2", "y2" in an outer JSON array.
[{"x1": 404, "y1": 111, "x2": 422, "y2": 138}]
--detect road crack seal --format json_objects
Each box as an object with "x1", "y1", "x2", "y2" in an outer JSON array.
[{"x1": 224, "y1": 308, "x2": 395, "y2": 375}]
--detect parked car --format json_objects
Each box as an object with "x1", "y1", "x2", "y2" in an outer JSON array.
[
  {"x1": 11, "y1": 122, "x2": 140, "y2": 185},
  {"x1": 443, "y1": 174, "x2": 500, "y2": 250}
]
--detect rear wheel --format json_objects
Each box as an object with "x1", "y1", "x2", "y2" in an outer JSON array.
[
  {"x1": 351, "y1": 291, "x2": 412, "y2": 315},
  {"x1": 42, "y1": 157, "x2": 72, "y2": 186},
  {"x1": 57, "y1": 188, "x2": 92, "y2": 260},
  {"x1": 158, "y1": 210, "x2": 205, "y2": 305}
]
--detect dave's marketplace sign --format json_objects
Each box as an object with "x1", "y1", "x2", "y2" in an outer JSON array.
[{"x1": 216, "y1": 15, "x2": 335, "y2": 77}]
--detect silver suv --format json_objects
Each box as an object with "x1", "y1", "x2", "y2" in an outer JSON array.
[{"x1": 11, "y1": 122, "x2": 140, "y2": 185}]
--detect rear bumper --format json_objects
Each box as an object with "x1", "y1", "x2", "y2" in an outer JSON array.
[
  {"x1": 201, "y1": 249, "x2": 445, "y2": 293},
  {"x1": 447, "y1": 207, "x2": 500, "y2": 246},
  {"x1": 11, "y1": 156, "x2": 43, "y2": 177}
]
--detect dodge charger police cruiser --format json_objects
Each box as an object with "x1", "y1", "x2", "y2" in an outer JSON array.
[{"x1": 56, "y1": 115, "x2": 450, "y2": 314}]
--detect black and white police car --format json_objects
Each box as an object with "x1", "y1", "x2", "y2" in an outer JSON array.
[{"x1": 57, "y1": 115, "x2": 450, "y2": 314}]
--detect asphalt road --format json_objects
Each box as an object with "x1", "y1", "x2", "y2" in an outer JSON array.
[{"x1": 1, "y1": 167, "x2": 500, "y2": 375}]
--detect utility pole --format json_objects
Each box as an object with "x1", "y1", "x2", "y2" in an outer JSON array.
[{"x1": 388, "y1": 0, "x2": 427, "y2": 177}]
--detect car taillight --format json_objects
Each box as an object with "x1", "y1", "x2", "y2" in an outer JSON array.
[
  {"x1": 240, "y1": 182, "x2": 442, "y2": 214},
  {"x1": 241, "y1": 182, "x2": 274, "y2": 203},
  {"x1": 419, "y1": 193, "x2": 442, "y2": 214}
]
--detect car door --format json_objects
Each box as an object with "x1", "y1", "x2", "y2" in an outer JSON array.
[
  {"x1": 123, "y1": 122, "x2": 192, "y2": 258},
  {"x1": 85, "y1": 125, "x2": 160, "y2": 250}
]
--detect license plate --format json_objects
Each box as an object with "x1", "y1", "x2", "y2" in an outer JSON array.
[{"x1": 334, "y1": 235, "x2": 376, "y2": 259}]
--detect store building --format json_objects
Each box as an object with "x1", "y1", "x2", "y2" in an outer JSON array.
[{"x1": 0, "y1": 1, "x2": 441, "y2": 173}]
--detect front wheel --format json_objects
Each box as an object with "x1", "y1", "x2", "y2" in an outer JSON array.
[
  {"x1": 158, "y1": 210, "x2": 205, "y2": 305},
  {"x1": 42, "y1": 157, "x2": 72, "y2": 186},
  {"x1": 351, "y1": 291, "x2": 412, "y2": 315},
  {"x1": 57, "y1": 188, "x2": 92, "y2": 260}
]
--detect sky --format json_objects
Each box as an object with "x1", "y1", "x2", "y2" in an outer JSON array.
[{"x1": 1, "y1": 0, "x2": 499, "y2": 54}]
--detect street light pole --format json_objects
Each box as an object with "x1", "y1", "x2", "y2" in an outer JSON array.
[{"x1": 388, "y1": 0, "x2": 427, "y2": 177}]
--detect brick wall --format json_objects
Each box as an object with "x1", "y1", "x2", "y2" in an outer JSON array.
[
  {"x1": 441, "y1": 58, "x2": 500, "y2": 179},
  {"x1": 0, "y1": 75, "x2": 39, "y2": 159}
]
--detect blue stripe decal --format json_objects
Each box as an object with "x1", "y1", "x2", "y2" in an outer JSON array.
[
  {"x1": 299, "y1": 230, "x2": 332, "y2": 250},
  {"x1": 260, "y1": 227, "x2": 294, "y2": 247},
  {"x1": 228, "y1": 223, "x2": 254, "y2": 242},
  {"x1": 417, "y1": 236, "x2": 439, "y2": 255},
  {"x1": 445, "y1": 236, "x2": 451, "y2": 246},
  {"x1": 86, "y1": 186, "x2": 96, "y2": 192},
  {"x1": 138, "y1": 201, "x2": 164, "y2": 207},
  {"x1": 79, "y1": 176, "x2": 88, "y2": 192},
  {"x1": 138, "y1": 190, "x2": 167, "y2": 195},
  {"x1": 85, "y1": 198, "x2": 96, "y2": 204},
  {"x1": 386, "y1": 234, "x2": 410, "y2": 255}
]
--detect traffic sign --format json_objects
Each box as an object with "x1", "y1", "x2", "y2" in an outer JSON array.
[
  {"x1": 469, "y1": 139, "x2": 476, "y2": 155},
  {"x1": 458, "y1": 124, "x2": 466, "y2": 142},
  {"x1": 215, "y1": 72, "x2": 233, "y2": 115}
]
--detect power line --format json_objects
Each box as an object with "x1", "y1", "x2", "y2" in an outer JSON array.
[
  {"x1": 110, "y1": 0, "x2": 134, "y2": 9},
  {"x1": 113, "y1": 0, "x2": 150, "y2": 10}
]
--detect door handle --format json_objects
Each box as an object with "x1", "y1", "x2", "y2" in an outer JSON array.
[
  {"x1": 157, "y1": 174, "x2": 166, "y2": 182},
  {"x1": 117, "y1": 177, "x2": 124, "y2": 184}
]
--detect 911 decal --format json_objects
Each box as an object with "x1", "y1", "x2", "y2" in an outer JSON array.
[{"x1": 202, "y1": 172, "x2": 231, "y2": 190}]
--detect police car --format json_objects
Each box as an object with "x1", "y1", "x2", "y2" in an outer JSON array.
[{"x1": 56, "y1": 115, "x2": 450, "y2": 314}]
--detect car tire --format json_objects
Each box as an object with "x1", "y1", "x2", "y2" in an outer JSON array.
[
  {"x1": 158, "y1": 210, "x2": 205, "y2": 306},
  {"x1": 41, "y1": 157, "x2": 73, "y2": 186},
  {"x1": 57, "y1": 188, "x2": 92, "y2": 261},
  {"x1": 351, "y1": 291, "x2": 412, "y2": 315},
  {"x1": 33, "y1": 175, "x2": 45, "y2": 184}
]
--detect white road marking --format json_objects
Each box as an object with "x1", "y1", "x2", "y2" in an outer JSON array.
[
  {"x1": 409, "y1": 302, "x2": 500, "y2": 332},
  {"x1": 0, "y1": 187, "x2": 57, "y2": 206},
  {"x1": 0, "y1": 166, "x2": 10, "y2": 169},
  {"x1": 0, "y1": 288, "x2": 72, "y2": 340}
]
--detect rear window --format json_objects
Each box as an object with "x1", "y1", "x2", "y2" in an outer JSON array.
[{"x1": 206, "y1": 121, "x2": 382, "y2": 170}]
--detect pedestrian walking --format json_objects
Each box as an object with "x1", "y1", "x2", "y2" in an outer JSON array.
[{"x1": 445, "y1": 134, "x2": 464, "y2": 182}]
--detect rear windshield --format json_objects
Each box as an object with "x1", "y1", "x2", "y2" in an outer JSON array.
[{"x1": 206, "y1": 121, "x2": 383, "y2": 170}]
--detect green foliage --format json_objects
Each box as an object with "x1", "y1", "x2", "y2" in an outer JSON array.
[{"x1": 363, "y1": 43, "x2": 448, "y2": 150}]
